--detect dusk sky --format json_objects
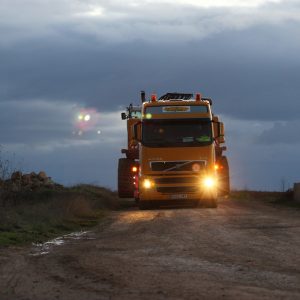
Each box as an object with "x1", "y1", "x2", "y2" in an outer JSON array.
[{"x1": 0, "y1": 0, "x2": 299, "y2": 191}]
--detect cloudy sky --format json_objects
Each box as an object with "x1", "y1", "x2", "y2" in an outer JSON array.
[{"x1": 0, "y1": 0, "x2": 299, "y2": 190}]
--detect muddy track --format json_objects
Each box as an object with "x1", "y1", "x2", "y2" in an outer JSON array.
[{"x1": 1, "y1": 198, "x2": 300, "y2": 300}]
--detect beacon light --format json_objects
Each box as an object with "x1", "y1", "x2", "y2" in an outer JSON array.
[
  {"x1": 195, "y1": 93, "x2": 202, "y2": 102},
  {"x1": 151, "y1": 94, "x2": 157, "y2": 102}
]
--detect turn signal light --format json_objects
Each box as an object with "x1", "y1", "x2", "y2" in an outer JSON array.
[{"x1": 132, "y1": 166, "x2": 138, "y2": 172}]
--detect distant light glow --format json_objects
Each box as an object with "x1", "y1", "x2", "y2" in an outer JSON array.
[
  {"x1": 84, "y1": 114, "x2": 91, "y2": 121},
  {"x1": 73, "y1": 108, "x2": 100, "y2": 137}
]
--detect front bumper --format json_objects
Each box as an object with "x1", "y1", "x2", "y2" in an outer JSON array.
[{"x1": 139, "y1": 175, "x2": 217, "y2": 202}]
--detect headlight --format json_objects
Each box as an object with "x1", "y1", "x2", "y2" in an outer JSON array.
[
  {"x1": 143, "y1": 179, "x2": 154, "y2": 189},
  {"x1": 203, "y1": 177, "x2": 216, "y2": 188}
]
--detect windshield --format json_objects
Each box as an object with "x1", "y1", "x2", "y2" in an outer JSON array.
[{"x1": 142, "y1": 118, "x2": 212, "y2": 147}]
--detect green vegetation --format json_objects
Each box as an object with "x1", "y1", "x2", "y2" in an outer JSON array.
[{"x1": 0, "y1": 185, "x2": 119, "y2": 247}]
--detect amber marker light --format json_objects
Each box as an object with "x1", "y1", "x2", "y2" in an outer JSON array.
[{"x1": 132, "y1": 166, "x2": 138, "y2": 172}]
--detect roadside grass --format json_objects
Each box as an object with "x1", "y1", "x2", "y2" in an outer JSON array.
[
  {"x1": 230, "y1": 190, "x2": 300, "y2": 209},
  {"x1": 0, "y1": 185, "x2": 119, "y2": 247}
]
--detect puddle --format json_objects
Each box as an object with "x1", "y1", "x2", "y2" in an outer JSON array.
[{"x1": 29, "y1": 231, "x2": 95, "y2": 256}]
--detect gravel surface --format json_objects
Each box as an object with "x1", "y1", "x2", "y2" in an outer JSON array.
[{"x1": 1, "y1": 198, "x2": 300, "y2": 300}]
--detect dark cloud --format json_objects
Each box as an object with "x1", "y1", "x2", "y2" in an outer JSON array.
[
  {"x1": 0, "y1": 99, "x2": 124, "y2": 145},
  {"x1": 1, "y1": 0, "x2": 300, "y2": 190},
  {"x1": 1, "y1": 21, "x2": 300, "y2": 122},
  {"x1": 0, "y1": 100, "x2": 74, "y2": 144},
  {"x1": 17, "y1": 141, "x2": 123, "y2": 188},
  {"x1": 256, "y1": 121, "x2": 300, "y2": 145}
]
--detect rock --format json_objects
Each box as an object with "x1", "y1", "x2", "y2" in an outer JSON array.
[
  {"x1": 5, "y1": 170, "x2": 60, "y2": 192},
  {"x1": 293, "y1": 183, "x2": 300, "y2": 203},
  {"x1": 38, "y1": 171, "x2": 47, "y2": 181},
  {"x1": 31, "y1": 179, "x2": 41, "y2": 189},
  {"x1": 30, "y1": 172, "x2": 37, "y2": 179},
  {"x1": 11, "y1": 171, "x2": 22, "y2": 181},
  {"x1": 22, "y1": 174, "x2": 32, "y2": 185}
]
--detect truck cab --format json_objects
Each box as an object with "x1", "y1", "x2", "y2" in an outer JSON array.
[{"x1": 118, "y1": 92, "x2": 230, "y2": 209}]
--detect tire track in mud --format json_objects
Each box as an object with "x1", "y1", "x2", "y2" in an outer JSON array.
[{"x1": 0, "y1": 199, "x2": 300, "y2": 300}]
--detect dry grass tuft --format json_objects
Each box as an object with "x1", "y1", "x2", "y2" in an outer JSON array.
[{"x1": 0, "y1": 184, "x2": 119, "y2": 246}]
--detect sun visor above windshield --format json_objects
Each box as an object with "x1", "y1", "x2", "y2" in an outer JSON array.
[{"x1": 145, "y1": 106, "x2": 208, "y2": 114}]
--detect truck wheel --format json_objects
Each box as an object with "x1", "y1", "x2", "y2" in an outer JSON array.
[
  {"x1": 118, "y1": 158, "x2": 135, "y2": 198},
  {"x1": 138, "y1": 201, "x2": 151, "y2": 210},
  {"x1": 193, "y1": 200, "x2": 200, "y2": 208},
  {"x1": 218, "y1": 156, "x2": 230, "y2": 197}
]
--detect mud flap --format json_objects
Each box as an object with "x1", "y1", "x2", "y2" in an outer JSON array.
[{"x1": 217, "y1": 156, "x2": 230, "y2": 197}]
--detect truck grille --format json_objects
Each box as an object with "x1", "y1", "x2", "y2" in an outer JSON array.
[
  {"x1": 151, "y1": 160, "x2": 206, "y2": 172},
  {"x1": 156, "y1": 186, "x2": 199, "y2": 193},
  {"x1": 154, "y1": 177, "x2": 199, "y2": 184}
]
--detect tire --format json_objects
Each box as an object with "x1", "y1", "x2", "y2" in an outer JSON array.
[
  {"x1": 192, "y1": 200, "x2": 200, "y2": 208},
  {"x1": 218, "y1": 156, "x2": 230, "y2": 197},
  {"x1": 118, "y1": 158, "x2": 135, "y2": 198},
  {"x1": 138, "y1": 201, "x2": 151, "y2": 210}
]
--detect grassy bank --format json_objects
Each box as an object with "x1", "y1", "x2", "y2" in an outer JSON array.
[
  {"x1": 230, "y1": 190, "x2": 300, "y2": 208},
  {"x1": 0, "y1": 185, "x2": 119, "y2": 247}
]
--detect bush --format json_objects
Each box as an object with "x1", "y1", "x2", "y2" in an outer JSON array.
[{"x1": 0, "y1": 145, "x2": 21, "y2": 180}]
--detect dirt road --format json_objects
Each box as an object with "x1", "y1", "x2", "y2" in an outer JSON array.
[{"x1": 1, "y1": 198, "x2": 300, "y2": 300}]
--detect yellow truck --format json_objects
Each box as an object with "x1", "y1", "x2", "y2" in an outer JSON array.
[{"x1": 118, "y1": 92, "x2": 229, "y2": 209}]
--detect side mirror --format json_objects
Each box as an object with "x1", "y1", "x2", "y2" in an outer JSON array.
[
  {"x1": 121, "y1": 112, "x2": 127, "y2": 120},
  {"x1": 133, "y1": 122, "x2": 141, "y2": 142},
  {"x1": 217, "y1": 122, "x2": 225, "y2": 143}
]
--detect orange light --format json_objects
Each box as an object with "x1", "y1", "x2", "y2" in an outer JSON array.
[
  {"x1": 214, "y1": 164, "x2": 219, "y2": 170},
  {"x1": 192, "y1": 163, "x2": 201, "y2": 172},
  {"x1": 151, "y1": 94, "x2": 157, "y2": 102},
  {"x1": 195, "y1": 93, "x2": 202, "y2": 101},
  {"x1": 132, "y1": 166, "x2": 138, "y2": 172}
]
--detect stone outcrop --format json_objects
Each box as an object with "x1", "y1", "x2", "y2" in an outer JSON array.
[
  {"x1": 293, "y1": 183, "x2": 300, "y2": 203},
  {"x1": 1, "y1": 171, "x2": 62, "y2": 191}
]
